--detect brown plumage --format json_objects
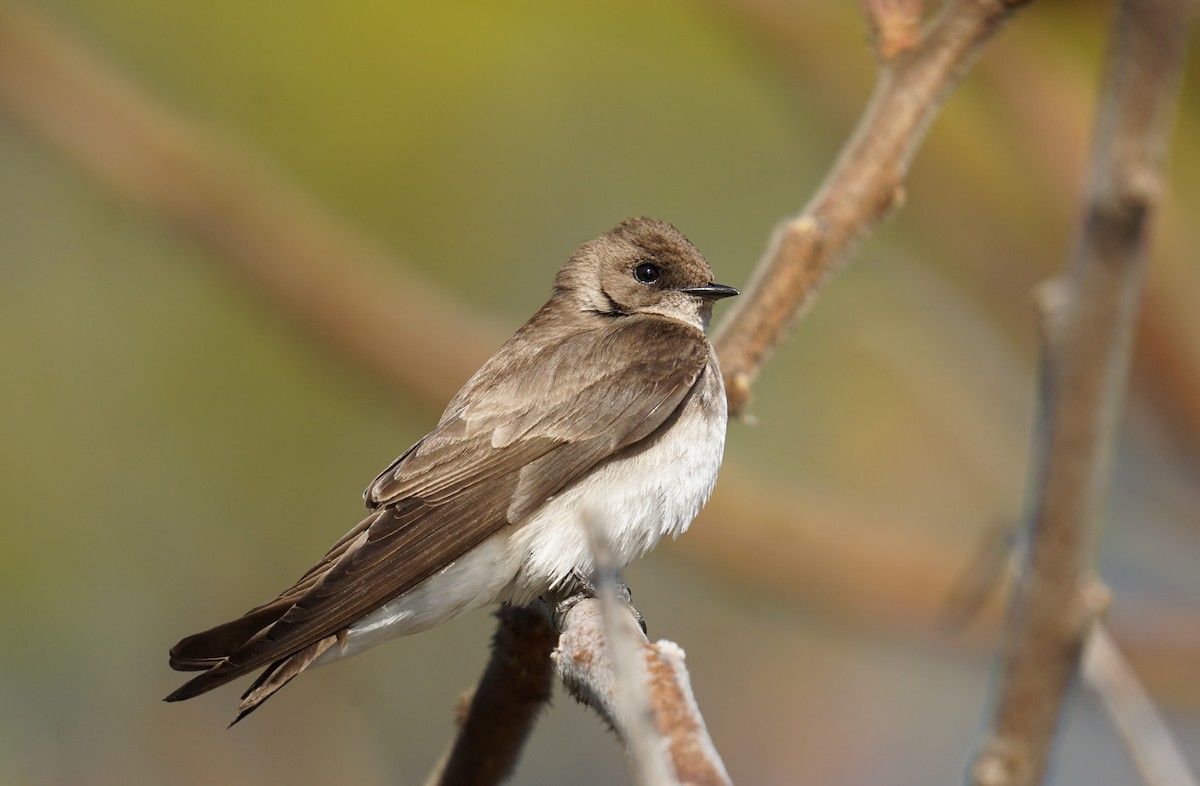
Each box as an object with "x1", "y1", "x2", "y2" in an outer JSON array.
[{"x1": 166, "y1": 217, "x2": 737, "y2": 722}]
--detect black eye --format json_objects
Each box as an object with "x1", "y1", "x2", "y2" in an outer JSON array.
[{"x1": 633, "y1": 262, "x2": 661, "y2": 284}]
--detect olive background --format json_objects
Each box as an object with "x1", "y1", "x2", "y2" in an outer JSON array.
[{"x1": 1, "y1": 2, "x2": 1198, "y2": 784}]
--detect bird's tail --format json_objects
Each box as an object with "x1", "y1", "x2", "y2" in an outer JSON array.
[
  {"x1": 228, "y1": 634, "x2": 340, "y2": 726},
  {"x1": 167, "y1": 598, "x2": 293, "y2": 673}
]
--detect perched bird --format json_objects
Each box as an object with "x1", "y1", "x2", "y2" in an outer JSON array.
[{"x1": 166, "y1": 217, "x2": 738, "y2": 723}]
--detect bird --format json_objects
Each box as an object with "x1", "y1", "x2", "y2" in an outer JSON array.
[{"x1": 165, "y1": 216, "x2": 738, "y2": 723}]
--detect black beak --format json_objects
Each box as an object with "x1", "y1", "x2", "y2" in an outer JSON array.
[{"x1": 677, "y1": 283, "x2": 740, "y2": 300}]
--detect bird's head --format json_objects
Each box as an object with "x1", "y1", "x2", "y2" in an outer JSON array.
[{"x1": 555, "y1": 217, "x2": 738, "y2": 330}]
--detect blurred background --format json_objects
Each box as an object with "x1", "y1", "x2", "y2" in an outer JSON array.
[{"x1": 1, "y1": 1, "x2": 1197, "y2": 784}]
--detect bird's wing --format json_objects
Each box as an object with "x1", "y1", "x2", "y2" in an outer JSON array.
[{"x1": 166, "y1": 317, "x2": 712, "y2": 701}]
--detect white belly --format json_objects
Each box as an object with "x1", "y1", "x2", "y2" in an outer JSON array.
[{"x1": 315, "y1": 364, "x2": 726, "y2": 665}]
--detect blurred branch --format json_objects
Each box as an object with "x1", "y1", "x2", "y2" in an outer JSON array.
[
  {"x1": 720, "y1": 0, "x2": 1200, "y2": 464},
  {"x1": 939, "y1": 524, "x2": 1199, "y2": 786},
  {"x1": 712, "y1": 0, "x2": 1031, "y2": 417},
  {"x1": 1084, "y1": 626, "x2": 1200, "y2": 786},
  {"x1": 423, "y1": 606, "x2": 558, "y2": 786},
  {"x1": 0, "y1": 4, "x2": 496, "y2": 412},
  {"x1": 969, "y1": 1, "x2": 1193, "y2": 784}
]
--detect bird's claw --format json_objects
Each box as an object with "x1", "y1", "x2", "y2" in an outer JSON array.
[{"x1": 550, "y1": 569, "x2": 646, "y2": 635}]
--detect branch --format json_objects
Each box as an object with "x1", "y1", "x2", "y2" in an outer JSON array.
[
  {"x1": 424, "y1": 606, "x2": 558, "y2": 786},
  {"x1": 969, "y1": 1, "x2": 1194, "y2": 784},
  {"x1": 426, "y1": 600, "x2": 731, "y2": 786},
  {"x1": 434, "y1": 514, "x2": 732, "y2": 786},
  {"x1": 1084, "y1": 625, "x2": 1200, "y2": 786},
  {"x1": 713, "y1": 0, "x2": 1032, "y2": 416},
  {"x1": 423, "y1": 506, "x2": 731, "y2": 786},
  {"x1": 554, "y1": 598, "x2": 731, "y2": 786}
]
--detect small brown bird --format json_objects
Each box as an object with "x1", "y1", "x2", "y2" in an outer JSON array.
[{"x1": 166, "y1": 217, "x2": 737, "y2": 723}]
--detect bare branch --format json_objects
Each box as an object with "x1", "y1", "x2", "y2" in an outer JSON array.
[
  {"x1": 429, "y1": 594, "x2": 732, "y2": 786},
  {"x1": 424, "y1": 606, "x2": 558, "y2": 786},
  {"x1": 969, "y1": 1, "x2": 1194, "y2": 784},
  {"x1": 554, "y1": 598, "x2": 731, "y2": 786},
  {"x1": 713, "y1": 0, "x2": 1032, "y2": 417},
  {"x1": 1084, "y1": 625, "x2": 1200, "y2": 786}
]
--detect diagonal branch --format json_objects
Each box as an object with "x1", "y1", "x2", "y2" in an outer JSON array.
[
  {"x1": 713, "y1": 0, "x2": 1032, "y2": 416},
  {"x1": 968, "y1": 1, "x2": 1194, "y2": 784},
  {"x1": 1084, "y1": 625, "x2": 1200, "y2": 786}
]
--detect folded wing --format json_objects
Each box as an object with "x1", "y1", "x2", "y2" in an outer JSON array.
[{"x1": 166, "y1": 316, "x2": 711, "y2": 704}]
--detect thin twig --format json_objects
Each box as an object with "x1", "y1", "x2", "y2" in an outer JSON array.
[
  {"x1": 969, "y1": 1, "x2": 1194, "y2": 784},
  {"x1": 1084, "y1": 625, "x2": 1200, "y2": 786},
  {"x1": 713, "y1": 0, "x2": 1032, "y2": 417}
]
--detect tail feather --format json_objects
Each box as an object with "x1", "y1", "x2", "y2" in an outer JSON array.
[
  {"x1": 229, "y1": 634, "x2": 340, "y2": 726},
  {"x1": 168, "y1": 598, "x2": 294, "y2": 672},
  {"x1": 165, "y1": 598, "x2": 299, "y2": 703}
]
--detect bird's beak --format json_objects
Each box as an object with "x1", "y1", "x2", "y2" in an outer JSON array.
[{"x1": 677, "y1": 283, "x2": 740, "y2": 300}]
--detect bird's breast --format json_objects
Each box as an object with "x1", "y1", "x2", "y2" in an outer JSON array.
[{"x1": 502, "y1": 358, "x2": 727, "y2": 605}]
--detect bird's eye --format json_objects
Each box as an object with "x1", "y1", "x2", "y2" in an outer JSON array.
[{"x1": 633, "y1": 262, "x2": 661, "y2": 284}]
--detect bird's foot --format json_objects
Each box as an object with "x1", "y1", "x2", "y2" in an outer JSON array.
[{"x1": 550, "y1": 568, "x2": 646, "y2": 634}]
